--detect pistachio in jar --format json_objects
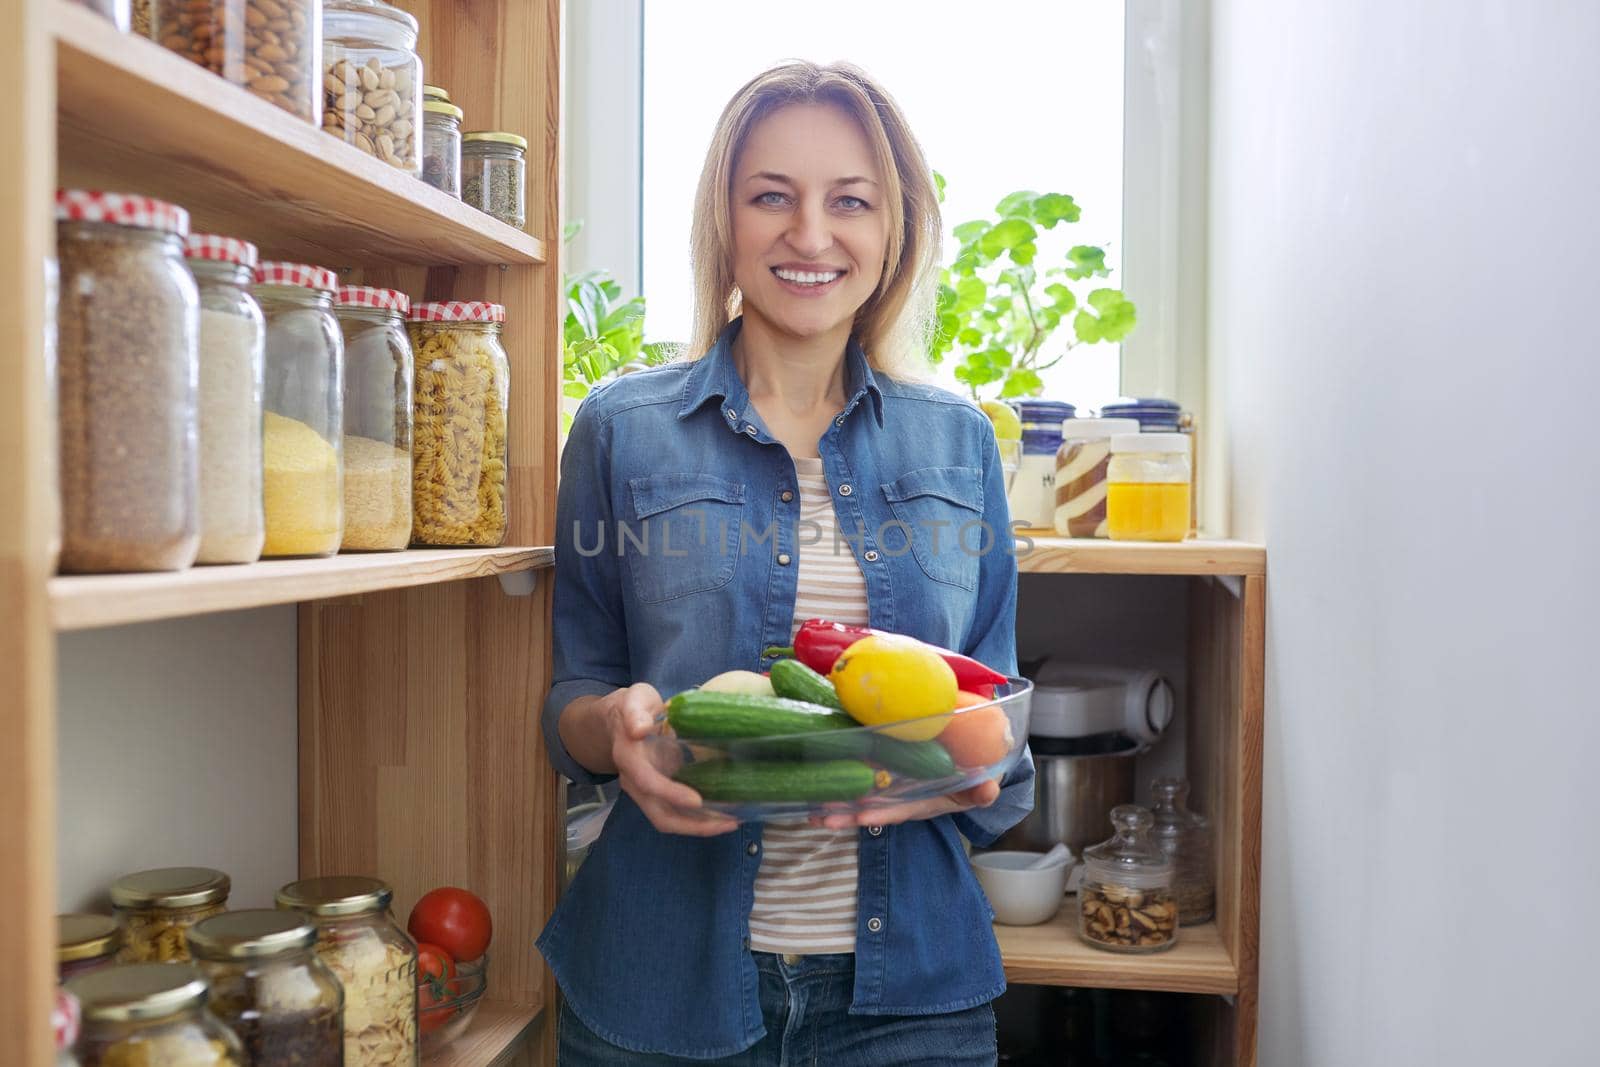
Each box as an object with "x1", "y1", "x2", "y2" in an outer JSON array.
[{"x1": 110, "y1": 867, "x2": 231, "y2": 963}]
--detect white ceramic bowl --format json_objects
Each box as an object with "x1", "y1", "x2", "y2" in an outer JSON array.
[{"x1": 971, "y1": 850, "x2": 1070, "y2": 925}]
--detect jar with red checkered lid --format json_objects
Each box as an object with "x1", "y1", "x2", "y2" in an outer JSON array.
[
  {"x1": 335, "y1": 285, "x2": 413, "y2": 550},
  {"x1": 184, "y1": 234, "x2": 266, "y2": 564},
  {"x1": 407, "y1": 302, "x2": 509, "y2": 546},
  {"x1": 54, "y1": 190, "x2": 200, "y2": 573},
  {"x1": 253, "y1": 261, "x2": 345, "y2": 558}
]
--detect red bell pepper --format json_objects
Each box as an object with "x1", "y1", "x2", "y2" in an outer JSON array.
[{"x1": 762, "y1": 618, "x2": 1008, "y2": 691}]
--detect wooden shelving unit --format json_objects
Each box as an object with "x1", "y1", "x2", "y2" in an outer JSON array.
[
  {"x1": 1014, "y1": 534, "x2": 1266, "y2": 576},
  {"x1": 3, "y1": 1, "x2": 563, "y2": 1064},
  {"x1": 995, "y1": 916, "x2": 1236, "y2": 995}
]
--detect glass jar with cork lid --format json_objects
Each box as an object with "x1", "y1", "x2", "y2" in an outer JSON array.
[
  {"x1": 110, "y1": 867, "x2": 231, "y2": 963},
  {"x1": 67, "y1": 963, "x2": 244, "y2": 1067}
]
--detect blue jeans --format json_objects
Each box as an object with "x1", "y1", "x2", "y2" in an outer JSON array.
[{"x1": 557, "y1": 952, "x2": 998, "y2": 1066}]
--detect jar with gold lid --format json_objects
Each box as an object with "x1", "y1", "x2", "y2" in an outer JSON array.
[
  {"x1": 110, "y1": 867, "x2": 230, "y2": 963},
  {"x1": 277, "y1": 876, "x2": 419, "y2": 1067},
  {"x1": 189, "y1": 909, "x2": 344, "y2": 1067},
  {"x1": 58, "y1": 914, "x2": 122, "y2": 984},
  {"x1": 66, "y1": 963, "x2": 244, "y2": 1067}
]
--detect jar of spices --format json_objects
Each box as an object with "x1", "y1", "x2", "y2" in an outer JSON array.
[
  {"x1": 1106, "y1": 433, "x2": 1191, "y2": 543},
  {"x1": 408, "y1": 302, "x2": 510, "y2": 546},
  {"x1": 336, "y1": 286, "x2": 414, "y2": 550},
  {"x1": 58, "y1": 915, "x2": 122, "y2": 984},
  {"x1": 1077, "y1": 805, "x2": 1179, "y2": 954},
  {"x1": 277, "y1": 876, "x2": 419, "y2": 1067},
  {"x1": 421, "y1": 101, "x2": 464, "y2": 197},
  {"x1": 55, "y1": 190, "x2": 200, "y2": 574},
  {"x1": 1007, "y1": 399, "x2": 1075, "y2": 530},
  {"x1": 189, "y1": 910, "x2": 344, "y2": 1067},
  {"x1": 1052, "y1": 418, "x2": 1140, "y2": 538},
  {"x1": 68, "y1": 0, "x2": 129, "y2": 31},
  {"x1": 67, "y1": 963, "x2": 244, "y2": 1067},
  {"x1": 254, "y1": 261, "x2": 345, "y2": 558},
  {"x1": 154, "y1": 0, "x2": 320, "y2": 122},
  {"x1": 461, "y1": 132, "x2": 528, "y2": 228},
  {"x1": 322, "y1": 0, "x2": 422, "y2": 173},
  {"x1": 1149, "y1": 777, "x2": 1215, "y2": 925},
  {"x1": 185, "y1": 235, "x2": 266, "y2": 565},
  {"x1": 110, "y1": 867, "x2": 231, "y2": 963}
]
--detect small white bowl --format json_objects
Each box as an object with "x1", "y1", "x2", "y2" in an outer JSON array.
[{"x1": 971, "y1": 850, "x2": 1071, "y2": 925}]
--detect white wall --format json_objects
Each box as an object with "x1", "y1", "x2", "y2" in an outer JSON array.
[
  {"x1": 1209, "y1": 2, "x2": 1600, "y2": 1063},
  {"x1": 56, "y1": 608, "x2": 299, "y2": 912}
]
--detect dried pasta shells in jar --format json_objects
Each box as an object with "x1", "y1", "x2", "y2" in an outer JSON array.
[
  {"x1": 111, "y1": 868, "x2": 231, "y2": 964},
  {"x1": 406, "y1": 302, "x2": 509, "y2": 547}
]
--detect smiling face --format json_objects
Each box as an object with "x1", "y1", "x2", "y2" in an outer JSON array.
[{"x1": 730, "y1": 102, "x2": 891, "y2": 345}]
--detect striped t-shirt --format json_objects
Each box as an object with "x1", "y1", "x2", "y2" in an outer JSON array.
[{"x1": 747, "y1": 455, "x2": 869, "y2": 956}]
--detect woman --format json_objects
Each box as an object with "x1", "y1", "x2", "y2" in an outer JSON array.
[{"x1": 539, "y1": 61, "x2": 1033, "y2": 1065}]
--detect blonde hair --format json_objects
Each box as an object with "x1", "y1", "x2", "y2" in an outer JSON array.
[{"x1": 687, "y1": 61, "x2": 942, "y2": 379}]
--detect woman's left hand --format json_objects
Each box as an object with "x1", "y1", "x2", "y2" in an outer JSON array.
[{"x1": 810, "y1": 778, "x2": 1001, "y2": 831}]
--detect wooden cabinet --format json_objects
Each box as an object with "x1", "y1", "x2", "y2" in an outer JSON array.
[{"x1": 1, "y1": 2, "x2": 562, "y2": 1064}]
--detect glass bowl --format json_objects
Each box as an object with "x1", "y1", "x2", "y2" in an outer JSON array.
[
  {"x1": 418, "y1": 955, "x2": 487, "y2": 1056},
  {"x1": 643, "y1": 678, "x2": 1033, "y2": 822}
]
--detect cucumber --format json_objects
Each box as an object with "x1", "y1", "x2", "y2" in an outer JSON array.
[
  {"x1": 675, "y1": 759, "x2": 885, "y2": 803},
  {"x1": 666, "y1": 690, "x2": 870, "y2": 760},
  {"x1": 871, "y1": 736, "x2": 958, "y2": 780},
  {"x1": 768, "y1": 658, "x2": 843, "y2": 710}
]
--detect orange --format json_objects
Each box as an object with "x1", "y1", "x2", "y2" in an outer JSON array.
[{"x1": 937, "y1": 698, "x2": 1014, "y2": 770}]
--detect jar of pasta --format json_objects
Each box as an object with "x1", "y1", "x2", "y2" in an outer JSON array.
[
  {"x1": 185, "y1": 234, "x2": 266, "y2": 565},
  {"x1": 58, "y1": 914, "x2": 122, "y2": 984},
  {"x1": 322, "y1": 0, "x2": 422, "y2": 173},
  {"x1": 154, "y1": 0, "x2": 320, "y2": 122},
  {"x1": 407, "y1": 302, "x2": 509, "y2": 546},
  {"x1": 67, "y1": 963, "x2": 244, "y2": 1067},
  {"x1": 111, "y1": 867, "x2": 230, "y2": 963},
  {"x1": 1052, "y1": 417, "x2": 1139, "y2": 538},
  {"x1": 277, "y1": 876, "x2": 418, "y2": 1067},
  {"x1": 336, "y1": 287, "x2": 414, "y2": 550},
  {"x1": 254, "y1": 262, "x2": 345, "y2": 558},
  {"x1": 189, "y1": 910, "x2": 344, "y2": 1067},
  {"x1": 1107, "y1": 433, "x2": 1191, "y2": 543}
]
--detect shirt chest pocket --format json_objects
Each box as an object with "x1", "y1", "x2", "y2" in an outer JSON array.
[
  {"x1": 881, "y1": 465, "x2": 985, "y2": 591},
  {"x1": 625, "y1": 473, "x2": 747, "y2": 603}
]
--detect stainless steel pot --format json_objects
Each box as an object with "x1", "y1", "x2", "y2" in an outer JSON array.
[{"x1": 1000, "y1": 746, "x2": 1138, "y2": 854}]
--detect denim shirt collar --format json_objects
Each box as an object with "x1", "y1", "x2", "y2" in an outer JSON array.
[{"x1": 678, "y1": 317, "x2": 886, "y2": 430}]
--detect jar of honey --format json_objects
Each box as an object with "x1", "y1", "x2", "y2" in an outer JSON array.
[{"x1": 1107, "y1": 433, "x2": 1190, "y2": 542}]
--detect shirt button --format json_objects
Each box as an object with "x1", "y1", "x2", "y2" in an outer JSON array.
[
  {"x1": 777, "y1": 553, "x2": 791, "y2": 566},
  {"x1": 868, "y1": 825, "x2": 883, "y2": 837},
  {"x1": 725, "y1": 407, "x2": 738, "y2": 420},
  {"x1": 835, "y1": 415, "x2": 845, "y2": 426},
  {"x1": 746, "y1": 841, "x2": 759, "y2": 856},
  {"x1": 864, "y1": 549, "x2": 880, "y2": 562},
  {"x1": 867, "y1": 917, "x2": 883, "y2": 933},
  {"x1": 780, "y1": 490, "x2": 794, "y2": 503},
  {"x1": 744, "y1": 424, "x2": 758, "y2": 436},
  {"x1": 839, "y1": 484, "x2": 853, "y2": 496}
]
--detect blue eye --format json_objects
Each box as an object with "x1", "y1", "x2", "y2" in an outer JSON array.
[
  {"x1": 837, "y1": 195, "x2": 869, "y2": 211},
  {"x1": 756, "y1": 191, "x2": 789, "y2": 206}
]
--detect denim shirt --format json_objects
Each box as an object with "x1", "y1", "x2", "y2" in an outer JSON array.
[{"x1": 537, "y1": 319, "x2": 1034, "y2": 1059}]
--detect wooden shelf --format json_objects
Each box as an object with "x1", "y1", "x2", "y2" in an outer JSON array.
[
  {"x1": 51, "y1": 1, "x2": 546, "y2": 267},
  {"x1": 996, "y1": 912, "x2": 1237, "y2": 995},
  {"x1": 430, "y1": 1001, "x2": 542, "y2": 1067},
  {"x1": 51, "y1": 547, "x2": 554, "y2": 631},
  {"x1": 1014, "y1": 535, "x2": 1266, "y2": 576}
]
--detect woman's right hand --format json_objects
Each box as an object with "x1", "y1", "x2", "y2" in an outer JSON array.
[{"x1": 605, "y1": 683, "x2": 739, "y2": 837}]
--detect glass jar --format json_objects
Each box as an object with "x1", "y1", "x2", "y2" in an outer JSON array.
[
  {"x1": 189, "y1": 910, "x2": 344, "y2": 1067},
  {"x1": 1052, "y1": 418, "x2": 1140, "y2": 539},
  {"x1": 58, "y1": 915, "x2": 123, "y2": 984},
  {"x1": 336, "y1": 286, "x2": 414, "y2": 550},
  {"x1": 1149, "y1": 777, "x2": 1215, "y2": 925},
  {"x1": 422, "y1": 101, "x2": 464, "y2": 197},
  {"x1": 110, "y1": 867, "x2": 231, "y2": 963},
  {"x1": 43, "y1": 254, "x2": 62, "y2": 574},
  {"x1": 67, "y1": 963, "x2": 244, "y2": 1067},
  {"x1": 1107, "y1": 432, "x2": 1191, "y2": 543},
  {"x1": 277, "y1": 876, "x2": 419, "y2": 1067},
  {"x1": 322, "y1": 0, "x2": 422, "y2": 173},
  {"x1": 154, "y1": 0, "x2": 320, "y2": 122},
  {"x1": 1007, "y1": 399, "x2": 1075, "y2": 530},
  {"x1": 254, "y1": 261, "x2": 345, "y2": 557},
  {"x1": 1078, "y1": 806, "x2": 1178, "y2": 953},
  {"x1": 421, "y1": 84, "x2": 450, "y2": 105},
  {"x1": 461, "y1": 132, "x2": 528, "y2": 228},
  {"x1": 55, "y1": 190, "x2": 200, "y2": 574},
  {"x1": 69, "y1": 0, "x2": 129, "y2": 31},
  {"x1": 54, "y1": 988, "x2": 82, "y2": 1067},
  {"x1": 131, "y1": 0, "x2": 150, "y2": 38},
  {"x1": 185, "y1": 235, "x2": 266, "y2": 565},
  {"x1": 407, "y1": 302, "x2": 510, "y2": 546}
]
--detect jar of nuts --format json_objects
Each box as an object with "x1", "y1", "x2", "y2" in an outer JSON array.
[
  {"x1": 1149, "y1": 776, "x2": 1215, "y2": 925},
  {"x1": 322, "y1": 0, "x2": 422, "y2": 174},
  {"x1": 110, "y1": 867, "x2": 232, "y2": 963},
  {"x1": 155, "y1": 0, "x2": 322, "y2": 123},
  {"x1": 1077, "y1": 805, "x2": 1179, "y2": 954},
  {"x1": 54, "y1": 190, "x2": 200, "y2": 574}
]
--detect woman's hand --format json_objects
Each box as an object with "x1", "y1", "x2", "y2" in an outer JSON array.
[
  {"x1": 605, "y1": 683, "x2": 740, "y2": 837},
  {"x1": 811, "y1": 777, "x2": 1002, "y2": 831}
]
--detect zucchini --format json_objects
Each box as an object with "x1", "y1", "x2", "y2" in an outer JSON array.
[
  {"x1": 871, "y1": 736, "x2": 958, "y2": 780},
  {"x1": 769, "y1": 658, "x2": 843, "y2": 710},
  {"x1": 666, "y1": 690, "x2": 870, "y2": 760},
  {"x1": 675, "y1": 759, "x2": 886, "y2": 803}
]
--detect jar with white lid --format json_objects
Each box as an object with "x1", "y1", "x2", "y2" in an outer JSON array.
[
  {"x1": 1106, "y1": 432, "x2": 1191, "y2": 543},
  {"x1": 1052, "y1": 417, "x2": 1141, "y2": 538},
  {"x1": 336, "y1": 286, "x2": 413, "y2": 550},
  {"x1": 1077, "y1": 805, "x2": 1178, "y2": 953},
  {"x1": 254, "y1": 261, "x2": 345, "y2": 558}
]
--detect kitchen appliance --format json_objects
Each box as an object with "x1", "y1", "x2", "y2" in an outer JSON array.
[{"x1": 1000, "y1": 661, "x2": 1174, "y2": 854}]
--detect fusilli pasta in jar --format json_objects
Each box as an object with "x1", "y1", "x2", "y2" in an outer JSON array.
[{"x1": 110, "y1": 868, "x2": 231, "y2": 964}]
